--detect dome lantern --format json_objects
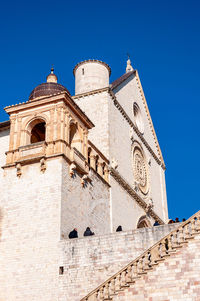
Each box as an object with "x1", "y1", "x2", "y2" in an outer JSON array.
[{"x1": 46, "y1": 67, "x2": 58, "y2": 83}]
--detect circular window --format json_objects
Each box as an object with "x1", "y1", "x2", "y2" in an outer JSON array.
[
  {"x1": 133, "y1": 146, "x2": 149, "y2": 195},
  {"x1": 133, "y1": 103, "x2": 144, "y2": 134}
]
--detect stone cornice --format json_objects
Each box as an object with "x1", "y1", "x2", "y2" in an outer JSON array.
[
  {"x1": 73, "y1": 59, "x2": 111, "y2": 76},
  {"x1": 108, "y1": 89, "x2": 165, "y2": 170},
  {"x1": 135, "y1": 70, "x2": 165, "y2": 167},
  {"x1": 110, "y1": 167, "x2": 164, "y2": 225},
  {"x1": 4, "y1": 92, "x2": 94, "y2": 130},
  {"x1": 88, "y1": 140, "x2": 109, "y2": 164},
  {"x1": 72, "y1": 87, "x2": 109, "y2": 99}
]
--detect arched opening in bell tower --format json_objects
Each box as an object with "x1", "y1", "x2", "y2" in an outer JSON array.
[
  {"x1": 69, "y1": 122, "x2": 82, "y2": 152},
  {"x1": 30, "y1": 122, "x2": 46, "y2": 144}
]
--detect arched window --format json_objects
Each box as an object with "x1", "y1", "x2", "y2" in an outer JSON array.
[
  {"x1": 137, "y1": 216, "x2": 150, "y2": 229},
  {"x1": 30, "y1": 122, "x2": 46, "y2": 144},
  {"x1": 88, "y1": 147, "x2": 91, "y2": 165},
  {"x1": 69, "y1": 122, "x2": 81, "y2": 152},
  {"x1": 133, "y1": 102, "x2": 144, "y2": 134},
  {"x1": 26, "y1": 118, "x2": 46, "y2": 145},
  {"x1": 69, "y1": 123, "x2": 78, "y2": 146}
]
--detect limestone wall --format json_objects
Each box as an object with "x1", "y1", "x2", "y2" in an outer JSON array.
[
  {"x1": 0, "y1": 150, "x2": 111, "y2": 300},
  {"x1": 113, "y1": 232, "x2": 200, "y2": 301},
  {"x1": 111, "y1": 74, "x2": 168, "y2": 222},
  {"x1": 58, "y1": 224, "x2": 178, "y2": 301},
  {"x1": 74, "y1": 91, "x2": 110, "y2": 158},
  {"x1": 0, "y1": 128, "x2": 9, "y2": 177},
  {"x1": 113, "y1": 73, "x2": 158, "y2": 157},
  {"x1": 0, "y1": 158, "x2": 62, "y2": 301},
  {"x1": 74, "y1": 61, "x2": 110, "y2": 95},
  {"x1": 74, "y1": 87, "x2": 168, "y2": 226},
  {"x1": 61, "y1": 162, "x2": 110, "y2": 239},
  {"x1": 109, "y1": 176, "x2": 155, "y2": 230},
  {"x1": 108, "y1": 91, "x2": 168, "y2": 223}
]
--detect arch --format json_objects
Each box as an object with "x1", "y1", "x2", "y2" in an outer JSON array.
[
  {"x1": 133, "y1": 102, "x2": 144, "y2": 134},
  {"x1": 137, "y1": 215, "x2": 151, "y2": 229},
  {"x1": 88, "y1": 147, "x2": 92, "y2": 165},
  {"x1": 23, "y1": 113, "x2": 49, "y2": 131},
  {"x1": 25, "y1": 117, "x2": 46, "y2": 145},
  {"x1": 31, "y1": 122, "x2": 45, "y2": 143},
  {"x1": 69, "y1": 121, "x2": 82, "y2": 152}
]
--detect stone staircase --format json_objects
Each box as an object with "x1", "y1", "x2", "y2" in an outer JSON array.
[{"x1": 80, "y1": 210, "x2": 200, "y2": 300}]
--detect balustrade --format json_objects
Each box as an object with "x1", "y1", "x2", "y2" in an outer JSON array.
[
  {"x1": 81, "y1": 211, "x2": 200, "y2": 301},
  {"x1": 87, "y1": 141, "x2": 109, "y2": 183}
]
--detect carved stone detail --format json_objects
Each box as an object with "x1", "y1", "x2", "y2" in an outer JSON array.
[
  {"x1": 16, "y1": 163, "x2": 22, "y2": 177},
  {"x1": 133, "y1": 146, "x2": 149, "y2": 195},
  {"x1": 69, "y1": 163, "x2": 76, "y2": 177},
  {"x1": 40, "y1": 158, "x2": 46, "y2": 173}
]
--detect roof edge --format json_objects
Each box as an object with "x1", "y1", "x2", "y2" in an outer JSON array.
[
  {"x1": 111, "y1": 70, "x2": 135, "y2": 90},
  {"x1": 73, "y1": 59, "x2": 111, "y2": 76},
  {"x1": 0, "y1": 120, "x2": 10, "y2": 130}
]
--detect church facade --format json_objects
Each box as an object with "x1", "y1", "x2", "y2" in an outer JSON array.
[{"x1": 0, "y1": 59, "x2": 170, "y2": 300}]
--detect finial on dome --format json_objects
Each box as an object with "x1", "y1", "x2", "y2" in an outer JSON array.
[
  {"x1": 126, "y1": 53, "x2": 134, "y2": 73},
  {"x1": 47, "y1": 66, "x2": 58, "y2": 83}
]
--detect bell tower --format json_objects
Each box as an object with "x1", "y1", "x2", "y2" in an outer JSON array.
[
  {"x1": 0, "y1": 69, "x2": 111, "y2": 300},
  {"x1": 4, "y1": 69, "x2": 94, "y2": 176}
]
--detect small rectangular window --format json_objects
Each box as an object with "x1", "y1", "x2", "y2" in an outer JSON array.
[
  {"x1": 59, "y1": 266, "x2": 64, "y2": 275},
  {"x1": 82, "y1": 68, "x2": 84, "y2": 75}
]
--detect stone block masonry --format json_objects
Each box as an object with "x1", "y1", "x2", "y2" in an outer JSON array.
[
  {"x1": 58, "y1": 223, "x2": 178, "y2": 301},
  {"x1": 113, "y1": 234, "x2": 200, "y2": 301}
]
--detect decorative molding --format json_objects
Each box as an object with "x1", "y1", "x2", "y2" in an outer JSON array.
[
  {"x1": 81, "y1": 174, "x2": 88, "y2": 187},
  {"x1": 72, "y1": 87, "x2": 109, "y2": 99},
  {"x1": 40, "y1": 158, "x2": 46, "y2": 173},
  {"x1": 135, "y1": 71, "x2": 165, "y2": 167},
  {"x1": 108, "y1": 88, "x2": 165, "y2": 170},
  {"x1": 69, "y1": 163, "x2": 76, "y2": 177},
  {"x1": 88, "y1": 140, "x2": 109, "y2": 164},
  {"x1": 16, "y1": 163, "x2": 22, "y2": 177},
  {"x1": 110, "y1": 167, "x2": 164, "y2": 225}
]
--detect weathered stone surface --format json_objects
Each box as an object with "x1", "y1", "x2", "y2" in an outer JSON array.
[
  {"x1": 113, "y1": 234, "x2": 200, "y2": 301},
  {"x1": 59, "y1": 224, "x2": 178, "y2": 300}
]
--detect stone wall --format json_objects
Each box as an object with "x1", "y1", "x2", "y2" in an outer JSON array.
[
  {"x1": 74, "y1": 91, "x2": 110, "y2": 158},
  {"x1": 0, "y1": 158, "x2": 62, "y2": 301},
  {"x1": 61, "y1": 161, "x2": 110, "y2": 239},
  {"x1": 113, "y1": 232, "x2": 200, "y2": 301},
  {"x1": 0, "y1": 150, "x2": 111, "y2": 301},
  {"x1": 110, "y1": 79, "x2": 168, "y2": 223},
  {"x1": 74, "y1": 78, "x2": 168, "y2": 228},
  {"x1": 58, "y1": 223, "x2": 178, "y2": 301}
]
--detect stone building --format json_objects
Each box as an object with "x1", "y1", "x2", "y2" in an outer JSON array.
[{"x1": 0, "y1": 58, "x2": 199, "y2": 300}]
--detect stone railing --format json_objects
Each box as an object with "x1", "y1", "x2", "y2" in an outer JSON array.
[
  {"x1": 81, "y1": 210, "x2": 200, "y2": 301},
  {"x1": 87, "y1": 140, "x2": 109, "y2": 183},
  {"x1": 19, "y1": 141, "x2": 46, "y2": 158}
]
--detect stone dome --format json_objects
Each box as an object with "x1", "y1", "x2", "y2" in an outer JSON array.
[{"x1": 29, "y1": 68, "x2": 70, "y2": 100}]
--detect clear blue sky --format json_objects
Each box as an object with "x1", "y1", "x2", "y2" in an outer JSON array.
[{"x1": 0, "y1": 0, "x2": 199, "y2": 221}]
